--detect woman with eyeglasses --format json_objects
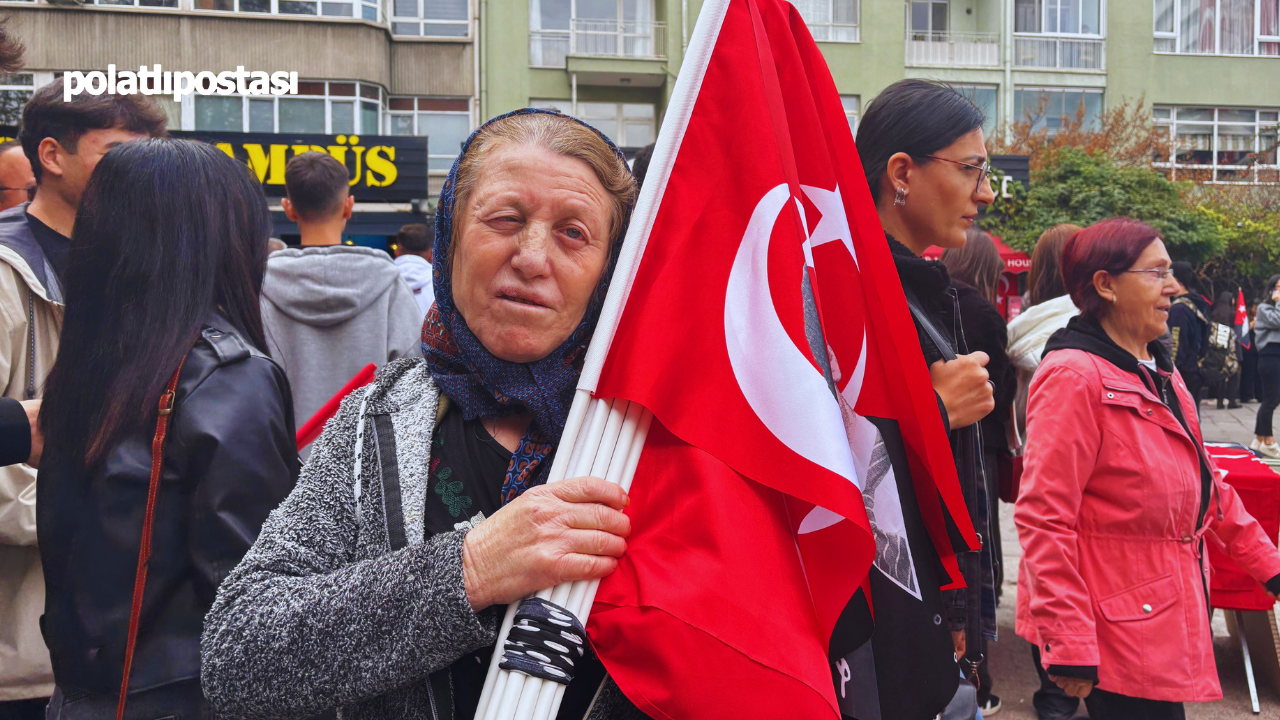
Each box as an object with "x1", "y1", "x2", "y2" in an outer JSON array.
[
  {"x1": 1015, "y1": 219, "x2": 1280, "y2": 720},
  {"x1": 856, "y1": 78, "x2": 999, "y2": 719}
]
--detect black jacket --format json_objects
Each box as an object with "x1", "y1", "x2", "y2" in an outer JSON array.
[
  {"x1": 37, "y1": 315, "x2": 299, "y2": 698},
  {"x1": 888, "y1": 237, "x2": 992, "y2": 650},
  {"x1": 952, "y1": 281, "x2": 1016, "y2": 452},
  {"x1": 1169, "y1": 292, "x2": 1210, "y2": 386}
]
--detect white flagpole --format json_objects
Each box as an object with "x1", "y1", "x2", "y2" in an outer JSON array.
[{"x1": 474, "y1": 0, "x2": 731, "y2": 717}]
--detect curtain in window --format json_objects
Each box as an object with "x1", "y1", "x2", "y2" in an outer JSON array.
[
  {"x1": 1221, "y1": 0, "x2": 1255, "y2": 54},
  {"x1": 1154, "y1": 0, "x2": 1175, "y2": 32},
  {"x1": 1179, "y1": 0, "x2": 1216, "y2": 52},
  {"x1": 624, "y1": 0, "x2": 653, "y2": 57},
  {"x1": 529, "y1": 0, "x2": 570, "y2": 66},
  {"x1": 1263, "y1": 0, "x2": 1280, "y2": 55},
  {"x1": 1014, "y1": 0, "x2": 1039, "y2": 32}
]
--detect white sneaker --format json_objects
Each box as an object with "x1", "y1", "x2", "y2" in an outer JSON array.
[
  {"x1": 1251, "y1": 438, "x2": 1263, "y2": 451},
  {"x1": 1259, "y1": 441, "x2": 1280, "y2": 459}
]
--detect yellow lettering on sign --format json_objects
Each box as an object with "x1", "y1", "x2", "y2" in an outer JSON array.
[
  {"x1": 365, "y1": 146, "x2": 397, "y2": 187},
  {"x1": 215, "y1": 142, "x2": 236, "y2": 159},
  {"x1": 243, "y1": 144, "x2": 287, "y2": 185},
  {"x1": 291, "y1": 144, "x2": 328, "y2": 156}
]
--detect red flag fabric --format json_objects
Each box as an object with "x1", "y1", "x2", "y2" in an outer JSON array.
[
  {"x1": 1236, "y1": 288, "x2": 1251, "y2": 347},
  {"x1": 586, "y1": 0, "x2": 977, "y2": 716},
  {"x1": 295, "y1": 363, "x2": 377, "y2": 450}
]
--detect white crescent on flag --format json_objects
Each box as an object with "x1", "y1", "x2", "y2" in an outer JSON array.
[{"x1": 725, "y1": 183, "x2": 920, "y2": 599}]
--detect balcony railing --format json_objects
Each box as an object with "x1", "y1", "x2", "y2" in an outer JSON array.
[
  {"x1": 1014, "y1": 34, "x2": 1105, "y2": 70},
  {"x1": 905, "y1": 30, "x2": 1000, "y2": 67},
  {"x1": 530, "y1": 19, "x2": 667, "y2": 69}
]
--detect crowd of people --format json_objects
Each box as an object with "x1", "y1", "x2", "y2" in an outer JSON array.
[{"x1": 0, "y1": 28, "x2": 1277, "y2": 720}]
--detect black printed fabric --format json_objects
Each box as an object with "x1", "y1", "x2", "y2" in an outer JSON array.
[{"x1": 424, "y1": 404, "x2": 509, "y2": 536}]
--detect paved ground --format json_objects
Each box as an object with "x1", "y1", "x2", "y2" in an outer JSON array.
[{"x1": 986, "y1": 400, "x2": 1279, "y2": 719}]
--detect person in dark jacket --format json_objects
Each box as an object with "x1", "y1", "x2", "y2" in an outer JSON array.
[
  {"x1": 940, "y1": 227, "x2": 1017, "y2": 710},
  {"x1": 1210, "y1": 290, "x2": 1243, "y2": 410},
  {"x1": 36, "y1": 139, "x2": 298, "y2": 719},
  {"x1": 1168, "y1": 261, "x2": 1209, "y2": 407},
  {"x1": 857, "y1": 78, "x2": 998, "y2": 719}
]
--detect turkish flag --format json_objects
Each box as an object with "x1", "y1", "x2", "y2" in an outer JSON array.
[
  {"x1": 1236, "y1": 288, "x2": 1251, "y2": 348},
  {"x1": 584, "y1": 0, "x2": 977, "y2": 716}
]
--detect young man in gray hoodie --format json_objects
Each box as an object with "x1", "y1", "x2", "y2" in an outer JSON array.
[{"x1": 262, "y1": 152, "x2": 422, "y2": 451}]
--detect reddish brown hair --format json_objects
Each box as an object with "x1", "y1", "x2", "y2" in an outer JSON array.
[
  {"x1": 1061, "y1": 218, "x2": 1162, "y2": 319},
  {"x1": 1027, "y1": 224, "x2": 1082, "y2": 306}
]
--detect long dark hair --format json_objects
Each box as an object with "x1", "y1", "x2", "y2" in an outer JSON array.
[
  {"x1": 41, "y1": 138, "x2": 270, "y2": 466},
  {"x1": 942, "y1": 227, "x2": 1005, "y2": 304},
  {"x1": 855, "y1": 79, "x2": 986, "y2": 203}
]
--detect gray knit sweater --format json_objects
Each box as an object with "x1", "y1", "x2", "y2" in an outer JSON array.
[{"x1": 200, "y1": 359, "x2": 647, "y2": 720}]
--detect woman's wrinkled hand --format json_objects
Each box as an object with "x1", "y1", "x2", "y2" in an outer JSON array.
[
  {"x1": 930, "y1": 352, "x2": 994, "y2": 429},
  {"x1": 461, "y1": 476, "x2": 630, "y2": 611},
  {"x1": 1049, "y1": 675, "x2": 1094, "y2": 699}
]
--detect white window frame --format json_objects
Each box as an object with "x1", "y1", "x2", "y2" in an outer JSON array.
[
  {"x1": 192, "y1": 0, "x2": 379, "y2": 22},
  {"x1": 794, "y1": 0, "x2": 861, "y2": 43},
  {"x1": 88, "y1": 0, "x2": 181, "y2": 8},
  {"x1": 953, "y1": 84, "x2": 999, "y2": 137},
  {"x1": 1015, "y1": 0, "x2": 1106, "y2": 37},
  {"x1": 840, "y1": 94, "x2": 860, "y2": 135},
  {"x1": 1014, "y1": 85, "x2": 1104, "y2": 135},
  {"x1": 528, "y1": 99, "x2": 657, "y2": 148},
  {"x1": 1153, "y1": 0, "x2": 1280, "y2": 56},
  {"x1": 391, "y1": 0, "x2": 472, "y2": 38},
  {"x1": 385, "y1": 96, "x2": 475, "y2": 172},
  {"x1": 1153, "y1": 105, "x2": 1280, "y2": 183},
  {"x1": 0, "y1": 72, "x2": 33, "y2": 128},
  {"x1": 184, "y1": 81, "x2": 383, "y2": 134}
]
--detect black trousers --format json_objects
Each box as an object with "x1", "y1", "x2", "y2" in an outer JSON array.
[
  {"x1": 1030, "y1": 646, "x2": 1079, "y2": 720},
  {"x1": 1241, "y1": 344, "x2": 1260, "y2": 401},
  {"x1": 1255, "y1": 354, "x2": 1280, "y2": 436},
  {"x1": 1083, "y1": 688, "x2": 1185, "y2": 720}
]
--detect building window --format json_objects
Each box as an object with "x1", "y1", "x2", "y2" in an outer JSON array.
[
  {"x1": 0, "y1": 73, "x2": 33, "y2": 127},
  {"x1": 530, "y1": 100, "x2": 656, "y2": 148},
  {"x1": 193, "y1": 81, "x2": 383, "y2": 134},
  {"x1": 528, "y1": 0, "x2": 664, "y2": 68},
  {"x1": 393, "y1": 0, "x2": 470, "y2": 37},
  {"x1": 792, "y1": 0, "x2": 859, "y2": 42},
  {"x1": 840, "y1": 95, "x2": 859, "y2": 136},
  {"x1": 91, "y1": 0, "x2": 178, "y2": 7},
  {"x1": 1014, "y1": 87, "x2": 1103, "y2": 134},
  {"x1": 386, "y1": 97, "x2": 472, "y2": 171},
  {"x1": 1015, "y1": 0, "x2": 1103, "y2": 34},
  {"x1": 954, "y1": 85, "x2": 998, "y2": 138},
  {"x1": 1154, "y1": 106, "x2": 1280, "y2": 183},
  {"x1": 1153, "y1": 0, "x2": 1280, "y2": 55},
  {"x1": 194, "y1": 0, "x2": 379, "y2": 21},
  {"x1": 908, "y1": 0, "x2": 948, "y2": 39}
]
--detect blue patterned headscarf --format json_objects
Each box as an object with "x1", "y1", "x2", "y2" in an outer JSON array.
[{"x1": 422, "y1": 108, "x2": 632, "y2": 503}]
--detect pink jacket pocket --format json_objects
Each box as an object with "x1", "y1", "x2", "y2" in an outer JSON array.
[{"x1": 1097, "y1": 574, "x2": 1178, "y2": 622}]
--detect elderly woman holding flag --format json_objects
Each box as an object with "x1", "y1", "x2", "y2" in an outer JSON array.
[{"x1": 201, "y1": 109, "x2": 648, "y2": 720}]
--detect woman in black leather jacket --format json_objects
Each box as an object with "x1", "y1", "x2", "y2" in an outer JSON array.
[{"x1": 37, "y1": 139, "x2": 298, "y2": 719}]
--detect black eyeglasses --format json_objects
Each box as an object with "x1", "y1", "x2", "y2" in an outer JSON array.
[{"x1": 924, "y1": 155, "x2": 992, "y2": 194}]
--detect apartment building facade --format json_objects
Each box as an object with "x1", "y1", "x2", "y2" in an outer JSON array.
[
  {"x1": 0, "y1": 0, "x2": 479, "y2": 233},
  {"x1": 488, "y1": 0, "x2": 1280, "y2": 184},
  {"x1": 0, "y1": 0, "x2": 1274, "y2": 211}
]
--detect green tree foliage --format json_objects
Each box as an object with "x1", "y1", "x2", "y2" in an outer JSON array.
[
  {"x1": 1192, "y1": 201, "x2": 1280, "y2": 303},
  {"x1": 981, "y1": 147, "x2": 1223, "y2": 263}
]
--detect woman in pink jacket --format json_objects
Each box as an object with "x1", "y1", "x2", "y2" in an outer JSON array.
[{"x1": 1015, "y1": 218, "x2": 1280, "y2": 720}]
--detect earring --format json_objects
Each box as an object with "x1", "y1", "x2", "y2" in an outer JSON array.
[{"x1": 894, "y1": 186, "x2": 907, "y2": 206}]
